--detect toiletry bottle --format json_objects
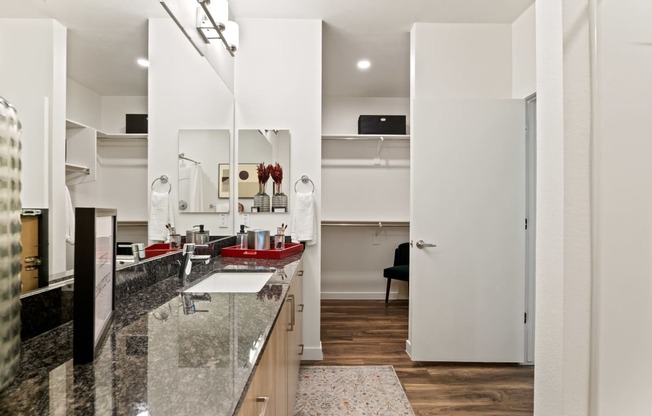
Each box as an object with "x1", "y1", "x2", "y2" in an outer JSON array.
[
  {"x1": 274, "y1": 227, "x2": 285, "y2": 250},
  {"x1": 194, "y1": 224, "x2": 209, "y2": 245},
  {"x1": 186, "y1": 227, "x2": 197, "y2": 245},
  {"x1": 237, "y1": 225, "x2": 248, "y2": 249}
]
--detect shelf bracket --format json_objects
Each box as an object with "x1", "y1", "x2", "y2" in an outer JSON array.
[{"x1": 373, "y1": 137, "x2": 384, "y2": 166}]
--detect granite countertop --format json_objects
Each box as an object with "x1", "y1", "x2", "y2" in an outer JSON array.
[{"x1": 0, "y1": 253, "x2": 303, "y2": 415}]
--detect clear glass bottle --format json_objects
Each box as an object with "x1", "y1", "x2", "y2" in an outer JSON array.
[
  {"x1": 236, "y1": 224, "x2": 248, "y2": 249},
  {"x1": 274, "y1": 227, "x2": 285, "y2": 250}
]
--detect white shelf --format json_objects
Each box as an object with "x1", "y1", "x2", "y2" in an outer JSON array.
[
  {"x1": 322, "y1": 220, "x2": 409, "y2": 228},
  {"x1": 97, "y1": 131, "x2": 147, "y2": 140},
  {"x1": 322, "y1": 133, "x2": 409, "y2": 141},
  {"x1": 65, "y1": 163, "x2": 90, "y2": 174},
  {"x1": 66, "y1": 119, "x2": 89, "y2": 129},
  {"x1": 117, "y1": 221, "x2": 148, "y2": 226}
]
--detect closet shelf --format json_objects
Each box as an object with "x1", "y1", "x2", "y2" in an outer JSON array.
[
  {"x1": 65, "y1": 163, "x2": 90, "y2": 174},
  {"x1": 322, "y1": 134, "x2": 409, "y2": 141},
  {"x1": 97, "y1": 132, "x2": 148, "y2": 140},
  {"x1": 321, "y1": 220, "x2": 410, "y2": 228},
  {"x1": 117, "y1": 221, "x2": 148, "y2": 226},
  {"x1": 66, "y1": 119, "x2": 89, "y2": 129}
]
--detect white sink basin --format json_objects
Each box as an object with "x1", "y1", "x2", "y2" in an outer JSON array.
[{"x1": 183, "y1": 272, "x2": 273, "y2": 293}]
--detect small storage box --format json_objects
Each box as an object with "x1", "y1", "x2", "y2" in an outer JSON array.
[
  {"x1": 358, "y1": 115, "x2": 406, "y2": 135},
  {"x1": 126, "y1": 114, "x2": 148, "y2": 134}
]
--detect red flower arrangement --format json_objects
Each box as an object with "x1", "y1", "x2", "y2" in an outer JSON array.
[
  {"x1": 270, "y1": 163, "x2": 283, "y2": 185},
  {"x1": 256, "y1": 162, "x2": 270, "y2": 185}
]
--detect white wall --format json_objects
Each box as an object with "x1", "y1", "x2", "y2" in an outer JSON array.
[
  {"x1": 97, "y1": 141, "x2": 148, "y2": 221},
  {"x1": 411, "y1": 23, "x2": 512, "y2": 99},
  {"x1": 322, "y1": 97, "x2": 410, "y2": 134},
  {"x1": 149, "y1": 18, "x2": 235, "y2": 238},
  {"x1": 591, "y1": 0, "x2": 652, "y2": 414},
  {"x1": 101, "y1": 96, "x2": 147, "y2": 133},
  {"x1": 178, "y1": 129, "x2": 230, "y2": 213},
  {"x1": 235, "y1": 18, "x2": 322, "y2": 360},
  {"x1": 512, "y1": 4, "x2": 536, "y2": 98},
  {"x1": 67, "y1": 79, "x2": 101, "y2": 128},
  {"x1": 66, "y1": 82, "x2": 148, "y2": 135},
  {"x1": 0, "y1": 19, "x2": 68, "y2": 275},
  {"x1": 534, "y1": 1, "x2": 593, "y2": 415}
]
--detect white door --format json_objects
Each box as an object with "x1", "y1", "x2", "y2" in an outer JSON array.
[{"x1": 408, "y1": 99, "x2": 526, "y2": 362}]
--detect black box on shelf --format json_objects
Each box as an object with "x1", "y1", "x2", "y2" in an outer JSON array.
[
  {"x1": 125, "y1": 114, "x2": 148, "y2": 134},
  {"x1": 358, "y1": 115, "x2": 406, "y2": 135}
]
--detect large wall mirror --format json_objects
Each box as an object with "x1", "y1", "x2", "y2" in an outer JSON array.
[
  {"x1": 237, "y1": 129, "x2": 291, "y2": 213},
  {"x1": 0, "y1": 0, "x2": 237, "y2": 296},
  {"x1": 178, "y1": 129, "x2": 230, "y2": 214}
]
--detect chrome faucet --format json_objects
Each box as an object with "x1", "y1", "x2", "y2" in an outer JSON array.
[
  {"x1": 181, "y1": 292, "x2": 212, "y2": 314},
  {"x1": 178, "y1": 243, "x2": 211, "y2": 280}
]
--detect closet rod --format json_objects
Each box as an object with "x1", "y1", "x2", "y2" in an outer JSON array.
[{"x1": 321, "y1": 221, "x2": 409, "y2": 228}]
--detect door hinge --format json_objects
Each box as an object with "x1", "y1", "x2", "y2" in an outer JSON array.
[
  {"x1": 525, "y1": 218, "x2": 528, "y2": 230},
  {"x1": 524, "y1": 313, "x2": 528, "y2": 324}
]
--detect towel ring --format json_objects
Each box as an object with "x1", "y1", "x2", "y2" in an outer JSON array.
[
  {"x1": 151, "y1": 175, "x2": 171, "y2": 193},
  {"x1": 294, "y1": 175, "x2": 315, "y2": 193}
]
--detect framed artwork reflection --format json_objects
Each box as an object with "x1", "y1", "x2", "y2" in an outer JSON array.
[{"x1": 218, "y1": 163, "x2": 259, "y2": 199}]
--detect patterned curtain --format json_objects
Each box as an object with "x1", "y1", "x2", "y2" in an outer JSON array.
[{"x1": 0, "y1": 96, "x2": 22, "y2": 392}]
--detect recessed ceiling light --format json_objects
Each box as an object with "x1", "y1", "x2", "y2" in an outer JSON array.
[
  {"x1": 357, "y1": 60, "x2": 371, "y2": 70},
  {"x1": 137, "y1": 58, "x2": 149, "y2": 68}
]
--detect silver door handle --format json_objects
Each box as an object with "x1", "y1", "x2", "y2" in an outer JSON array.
[{"x1": 415, "y1": 240, "x2": 436, "y2": 249}]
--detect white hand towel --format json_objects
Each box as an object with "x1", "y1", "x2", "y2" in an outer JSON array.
[
  {"x1": 64, "y1": 185, "x2": 75, "y2": 244},
  {"x1": 189, "y1": 164, "x2": 204, "y2": 211},
  {"x1": 292, "y1": 191, "x2": 317, "y2": 245},
  {"x1": 149, "y1": 190, "x2": 174, "y2": 243}
]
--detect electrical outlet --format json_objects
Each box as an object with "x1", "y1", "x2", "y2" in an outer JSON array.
[
  {"x1": 218, "y1": 214, "x2": 228, "y2": 228},
  {"x1": 243, "y1": 213, "x2": 250, "y2": 228}
]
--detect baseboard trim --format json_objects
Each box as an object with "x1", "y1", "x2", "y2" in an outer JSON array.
[
  {"x1": 300, "y1": 342, "x2": 323, "y2": 361},
  {"x1": 321, "y1": 291, "x2": 405, "y2": 300},
  {"x1": 405, "y1": 339, "x2": 413, "y2": 359}
]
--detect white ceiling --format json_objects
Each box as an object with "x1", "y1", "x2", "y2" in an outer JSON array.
[{"x1": 0, "y1": 0, "x2": 534, "y2": 97}]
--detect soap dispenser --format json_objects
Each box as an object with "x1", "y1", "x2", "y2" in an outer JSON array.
[
  {"x1": 194, "y1": 224, "x2": 210, "y2": 245},
  {"x1": 237, "y1": 225, "x2": 248, "y2": 249}
]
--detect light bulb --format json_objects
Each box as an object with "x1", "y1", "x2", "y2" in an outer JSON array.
[{"x1": 357, "y1": 60, "x2": 371, "y2": 70}]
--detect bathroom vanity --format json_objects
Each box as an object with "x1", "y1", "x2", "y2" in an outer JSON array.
[{"x1": 0, "y1": 250, "x2": 304, "y2": 416}]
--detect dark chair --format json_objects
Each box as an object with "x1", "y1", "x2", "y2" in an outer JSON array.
[{"x1": 383, "y1": 242, "x2": 410, "y2": 303}]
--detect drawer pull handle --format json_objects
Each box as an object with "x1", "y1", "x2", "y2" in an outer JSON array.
[
  {"x1": 299, "y1": 344, "x2": 304, "y2": 356},
  {"x1": 298, "y1": 304, "x2": 304, "y2": 312},
  {"x1": 256, "y1": 396, "x2": 269, "y2": 416},
  {"x1": 298, "y1": 270, "x2": 304, "y2": 276},
  {"x1": 287, "y1": 295, "x2": 295, "y2": 331},
  {"x1": 25, "y1": 256, "x2": 41, "y2": 265}
]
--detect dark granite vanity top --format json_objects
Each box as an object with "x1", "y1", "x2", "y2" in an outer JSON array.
[{"x1": 0, "y1": 252, "x2": 303, "y2": 415}]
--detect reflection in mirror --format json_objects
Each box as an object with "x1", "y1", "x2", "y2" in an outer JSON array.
[
  {"x1": 178, "y1": 129, "x2": 230, "y2": 213},
  {"x1": 237, "y1": 130, "x2": 291, "y2": 213}
]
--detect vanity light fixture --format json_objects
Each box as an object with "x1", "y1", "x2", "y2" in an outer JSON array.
[
  {"x1": 196, "y1": 0, "x2": 238, "y2": 57},
  {"x1": 136, "y1": 58, "x2": 149, "y2": 68},
  {"x1": 357, "y1": 59, "x2": 371, "y2": 70}
]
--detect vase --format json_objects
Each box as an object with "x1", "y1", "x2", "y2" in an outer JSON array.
[
  {"x1": 253, "y1": 182, "x2": 270, "y2": 212},
  {"x1": 0, "y1": 97, "x2": 22, "y2": 393},
  {"x1": 272, "y1": 182, "x2": 288, "y2": 212}
]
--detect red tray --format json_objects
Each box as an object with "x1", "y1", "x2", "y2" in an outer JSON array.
[
  {"x1": 221, "y1": 242, "x2": 304, "y2": 259},
  {"x1": 145, "y1": 243, "x2": 181, "y2": 259}
]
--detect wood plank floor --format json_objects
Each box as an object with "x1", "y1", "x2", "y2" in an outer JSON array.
[{"x1": 302, "y1": 300, "x2": 534, "y2": 415}]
